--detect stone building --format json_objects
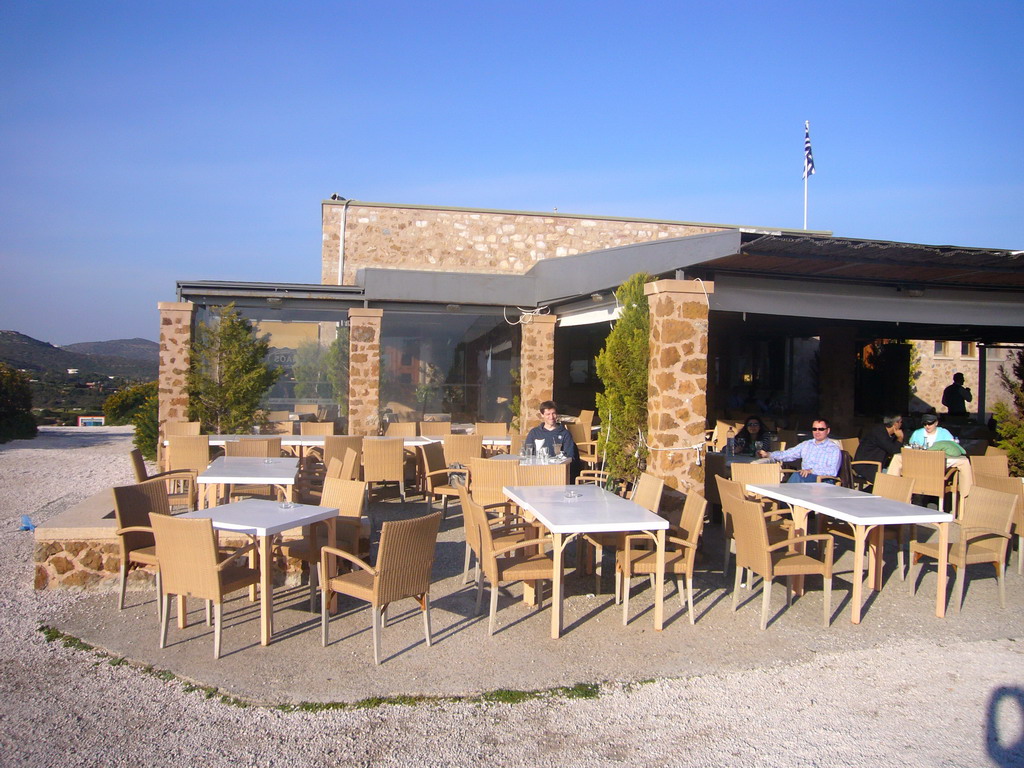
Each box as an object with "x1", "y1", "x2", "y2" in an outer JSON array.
[{"x1": 162, "y1": 200, "x2": 1024, "y2": 495}]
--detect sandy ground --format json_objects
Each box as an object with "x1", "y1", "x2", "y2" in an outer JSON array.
[{"x1": 1, "y1": 426, "x2": 1023, "y2": 767}]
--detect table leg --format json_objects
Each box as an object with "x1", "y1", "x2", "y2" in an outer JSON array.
[
  {"x1": 790, "y1": 505, "x2": 810, "y2": 596},
  {"x1": 935, "y1": 521, "x2": 949, "y2": 618},
  {"x1": 653, "y1": 528, "x2": 666, "y2": 631},
  {"x1": 325, "y1": 517, "x2": 338, "y2": 614},
  {"x1": 259, "y1": 534, "x2": 273, "y2": 645},
  {"x1": 550, "y1": 532, "x2": 567, "y2": 639},
  {"x1": 870, "y1": 525, "x2": 885, "y2": 591},
  {"x1": 177, "y1": 595, "x2": 188, "y2": 629},
  {"x1": 851, "y1": 524, "x2": 869, "y2": 625}
]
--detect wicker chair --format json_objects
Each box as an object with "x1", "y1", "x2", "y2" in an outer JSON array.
[
  {"x1": 166, "y1": 435, "x2": 210, "y2": 473},
  {"x1": 731, "y1": 496, "x2": 834, "y2": 629},
  {"x1": 320, "y1": 511, "x2": 442, "y2": 664},
  {"x1": 112, "y1": 478, "x2": 172, "y2": 620},
  {"x1": 321, "y1": 436, "x2": 363, "y2": 477},
  {"x1": 970, "y1": 454, "x2": 1010, "y2": 478},
  {"x1": 129, "y1": 448, "x2": 197, "y2": 511},
  {"x1": 971, "y1": 473, "x2": 1024, "y2": 574},
  {"x1": 459, "y1": 486, "x2": 553, "y2": 636},
  {"x1": 616, "y1": 492, "x2": 708, "y2": 625},
  {"x1": 277, "y1": 477, "x2": 369, "y2": 610},
  {"x1": 474, "y1": 422, "x2": 508, "y2": 438},
  {"x1": 508, "y1": 433, "x2": 524, "y2": 456},
  {"x1": 463, "y1": 458, "x2": 522, "y2": 583},
  {"x1": 515, "y1": 462, "x2": 569, "y2": 487},
  {"x1": 717, "y1": 475, "x2": 791, "y2": 579},
  {"x1": 909, "y1": 486, "x2": 1018, "y2": 611},
  {"x1": 385, "y1": 421, "x2": 417, "y2": 437},
  {"x1": 224, "y1": 438, "x2": 283, "y2": 501},
  {"x1": 300, "y1": 421, "x2": 336, "y2": 436},
  {"x1": 151, "y1": 514, "x2": 260, "y2": 659},
  {"x1": 363, "y1": 438, "x2": 407, "y2": 501},
  {"x1": 419, "y1": 442, "x2": 466, "y2": 517},
  {"x1": 900, "y1": 448, "x2": 959, "y2": 516},
  {"x1": 584, "y1": 473, "x2": 663, "y2": 594},
  {"x1": 444, "y1": 434, "x2": 484, "y2": 467},
  {"x1": 419, "y1": 421, "x2": 451, "y2": 437}
]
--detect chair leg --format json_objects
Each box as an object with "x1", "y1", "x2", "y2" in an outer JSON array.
[
  {"x1": 594, "y1": 544, "x2": 603, "y2": 594},
  {"x1": 321, "y1": 583, "x2": 330, "y2": 646},
  {"x1": 909, "y1": 553, "x2": 921, "y2": 595},
  {"x1": 159, "y1": 594, "x2": 170, "y2": 649},
  {"x1": 823, "y1": 576, "x2": 832, "y2": 628},
  {"x1": 896, "y1": 527, "x2": 908, "y2": 581},
  {"x1": 760, "y1": 578, "x2": 773, "y2": 630},
  {"x1": 155, "y1": 571, "x2": 163, "y2": 623},
  {"x1": 997, "y1": 561, "x2": 1006, "y2": 609},
  {"x1": 309, "y1": 561, "x2": 320, "y2": 613},
  {"x1": 614, "y1": 566, "x2": 622, "y2": 605},
  {"x1": 951, "y1": 566, "x2": 964, "y2": 613},
  {"x1": 475, "y1": 571, "x2": 485, "y2": 615},
  {"x1": 213, "y1": 603, "x2": 222, "y2": 660},
  {"x1": 686, "y1": 574, "x2": 695, "y2": 625},
  {"x1": 785, "y1": 576, "x2": 793, "y2": 607},
  {"x1": 622, "y1": 573, "x2": 631, "y2": 626},
  {"x1": 731, "y1": 563, "x2": 743, "y2": 611},
  {"x1": 372, "y1": 606, "x2": 382, "y2": 665},
  {"x1": 205, "y1": 599, "x2": 212, "y2": 627},
  {"x1": 463, "y1": 543, "x2": 473, "y2": 585},
  {"x1": 1017, "y1": 533, "x2": 1023, "y2": 576},
  {"x1": 118, "y1": 564, "x2": 128, "y2": 610},
  {"x1": 488, "y1": 585, "x2": 499, "y2": 636},
  {"x1": 422, "y1": 595, "x2": 432, "y2": 647}
]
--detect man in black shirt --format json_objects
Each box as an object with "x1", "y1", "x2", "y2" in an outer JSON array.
[
  {"x1": 524, "y1": 400, "x2": 578, "y2": 463},
  {"x1": 853, "y1": 414, "x2": 904, "y2": 482}
]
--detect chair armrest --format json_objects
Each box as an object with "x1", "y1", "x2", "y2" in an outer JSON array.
[
  {"x1": 492, "y1": 537, "x2": 552, "y2": 558},
  {"x1": 851, "y1": 460, "x2": 881, "y2": 474},
  {"x1": 667, "y1": 536, "x2": 697, "y2": 550},
  {"x1": 215, "y1": 542, "x2": 257, "y2": 569},
  {"x1": 815, "y1": 475, "x2": 841, "y2": 485},
  {"x1": 320, "y1": 545, "x2": 376, "y2": 575},
  {"x1": 148, "y1": 469, "x2": 197, "y2": 482},
  {"x1": 489, "y1": 522, "x2": 535, "y2": 537},
  {"x1": 767, "y1": 533, "x2": 833, "y2": 551},
  {"x1": 115, "y1": 525, "x2": 154, "y2": 536},
  {"x1": 960, "y1": 526, "x2": 1010, "y2": 541}
]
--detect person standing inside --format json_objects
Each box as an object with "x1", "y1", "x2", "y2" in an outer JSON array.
[
  {"x1": 758, "y1": 418, "x2": 841, "y2": 483},
  {"x1": 941, "y1": 372, "x2": 972, "y2": 418},
  {"x1": 854, "y1": 414, "x2": 904, "y2": 482}
]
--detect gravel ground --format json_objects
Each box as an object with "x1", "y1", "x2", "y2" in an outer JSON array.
[{"x1": 1, "y1": 427, "x2": 1022, "y2": 767}]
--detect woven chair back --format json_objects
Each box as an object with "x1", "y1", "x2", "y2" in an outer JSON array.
[
  {"x1": 458, "y1": 486, "x2": 495, "y2": 582},
  {"x1": 167, "y1": 435, "x2": 210, "y2": 473},
  {"x1": 362, "y1": 438, "x2": 405, "y2": 483},
  {"x1": 112, "y1": 478, "x2": 171, "y2": 559},
  {"x1": 467, "y1": 457, "x2": 519, "y2": 506},
  {"x1": 374, "y1": 512, "x2": 442, "y2": 605},
  {"x1": 324, "y1": 448, "x2": 361, "y2": 482},
  {"x1": 961, "y1": 486, "x2": 1018, "y2": 536},
  {"x1": 225, "y1": 438, "x2": 281, "y2": 458},
  {"x1": 151, "y1": 515, "x2": 223, "y2": 601},
  {"x1": 293, "y1": 404, "x2": 319, "y2": 415},
  {"x1": 385, "y1": 421, "x2": 418, "y2": 437},
  {"x1": 508, "y1": 433, "x2": 524, "y2": 455},
  {"x1": 840, "y1": 437, "x2": 860, "y2": 456},
  {"x1": 730, "y1": 497, "x2": 774, "y2": 576},
  {"x1": 630, "y1": 472, "x2": 665, "y2": 515},
  {"x1": 900, "y1": 449, "x2": 947, "y2": 497},
  {"x1": 129, "y1": 449, "x2": 149, "y2": 483},
  {"x1": 515, "y1": 462, "x2": 569, "y2": 486},
  {"x1": 474, "y1": 422, "x2": 508, "y2": 438},
  {"x1": 300, "y1": 421, "x2": 335, "y2": 436},
  {"x1": 970, "y1": 454, "x2": 1010, "y2": 477},
  {"x1": 872, "y1": 473, "x2": 915, "y2": 503},
  {"x1": 675, "y1": 492, "x2": 708, "y2": 542},
  {"x1": 444, "y1": 434, "x2": 483, "y2": 466},
  {"x1": 971, "y1": 474, "x2": 1024, "y2": 528},
  {"x1": 164, "y1": 421, "x2": 201, "y2": 436},
  {"x1": 986, "y1": 445, "x2": 1009, "y2": 457},
  {"x1": 730, "y1": 462, "x2": 783, "y2": 487},
  {"x1": 419, "y1": 421, "x2": 451, "y2": 437},
  {"x1": 420, "y1": 442, "x2": 448, "y2": 492},
  {"x1": 577, "y1": 410, "x2": 595, "y2": 431},
  {"x1": 323, "y1": 436, "x2": 362, "y2": 471},
  {"x1": 321, "y1": 477, "x2": 367, "y2": 518}
]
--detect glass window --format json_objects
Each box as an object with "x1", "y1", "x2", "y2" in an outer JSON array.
[
  {"x1": 960, "y1": 341, "x2": 976, "y2": 358},
  {"x1": 933, "y1": 341, "x2": 948, "y2": 357}
]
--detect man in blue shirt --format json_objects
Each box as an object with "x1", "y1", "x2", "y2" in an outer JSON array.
[
  {"x1": 758, "y1": 418, "x2": 842, "y2": 483},
  {"x1": 525, "y1": 401, "x2": 578, "y2": 462}
]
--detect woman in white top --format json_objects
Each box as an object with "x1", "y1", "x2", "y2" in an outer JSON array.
[{"x1": 908, "y1": 413, "x2": 955, "y2": 448}]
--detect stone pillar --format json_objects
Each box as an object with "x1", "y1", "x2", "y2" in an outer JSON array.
[
  {"x1": 347, "y1": 308, "x2": 384, "y2": 435},
  {"x1": 644, "y1": 280, "x2": 714, "y2": 498},
  {"x1": 518, "y1": 313, "x2": 557, "y2": 430},
  {"x1": 157, "y1": 302, "x2": 196, "y2": 468},
  {"x1": 818, "y1": 326, "x2": 856, "y2": 432}
]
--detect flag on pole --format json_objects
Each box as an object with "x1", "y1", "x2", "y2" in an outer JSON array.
[{"x1": 803, "y1": 120, "x2": 816, "y2": 179}]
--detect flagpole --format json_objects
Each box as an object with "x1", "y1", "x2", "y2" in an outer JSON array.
[
  {"x1": 802, "y1": 120, "x2": 815, "y2": 230},
  {"x1": 803, "y1": 173, "x2": 808, "y2": 230}
]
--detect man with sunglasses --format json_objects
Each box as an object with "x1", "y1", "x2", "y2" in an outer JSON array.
[{"x1": 758, "y1": 418, "x2": 841, "y2": 483}]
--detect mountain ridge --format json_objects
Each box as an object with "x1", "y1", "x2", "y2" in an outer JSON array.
[{"x1": 0, "y1": 330, "x2": 157, "y2": 380}]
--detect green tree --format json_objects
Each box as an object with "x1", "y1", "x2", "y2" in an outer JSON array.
[
  {"x1": 595, "y1": 273, "x2": 651, "y2": 483},
  {"x1": 103, "y1": 381, "x2": 158, "y2": 425},
  {"x1": 0, "y1": 362, "x2": 37, "y2": 442},
  {"x1": 187, "y1": 304, "x2": 282, "y2": 434},
  {"x1": 993, "y1": 349, "x2": 1024, "y2": 475},
  {"x1": 132, "y1": 392, "x2": 159, "y2": 460},
  {"x1": 324, "y1": 327, "x2": 349, "y2": 415}
]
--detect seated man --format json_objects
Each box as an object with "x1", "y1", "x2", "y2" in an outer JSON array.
[
  {"x1": 758, "y1": 418, "x2": 841, "y2": 483},
  {"x1": 524, "y1": 400, "x2": 578, "y2": 462},
  {"x1": 854, "y1": 414, "x2": 904, "y2": 482}
]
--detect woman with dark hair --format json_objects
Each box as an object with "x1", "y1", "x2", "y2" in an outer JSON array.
[{"x1": 734, "y1": 416, "x2": 768, "y2": 455}]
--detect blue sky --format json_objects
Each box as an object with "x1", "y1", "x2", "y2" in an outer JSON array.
[{"x1": 2, "y1": 1, "x2": 1021, "y2": 344}]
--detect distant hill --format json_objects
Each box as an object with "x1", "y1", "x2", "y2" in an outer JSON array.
[
  {"x1": 63, "y1": 337, "x2": 159, "y2": 362},
  {"x1": 0, "y1": 331, "x2": 157, "y2": 380}
]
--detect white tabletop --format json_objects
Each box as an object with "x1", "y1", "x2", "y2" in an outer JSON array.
[
  {"x1": 746, "y1": 482, "x2": 953, "y2": 526},
  {"x1": 490, "y1": 454, "x2": 571, "y2": 464},
  {"x1": 503, "y1": 484, "x2": 669, "y2": 535},
  {"x1": 198, "y1": 456, "x2": 300, "y2": 485},
  {"x1": 165, "y1": 435, "x2": 327, "y2": 447},
  {"x1": 179, "y1": 499, "x2": 339, "y2": 537}
]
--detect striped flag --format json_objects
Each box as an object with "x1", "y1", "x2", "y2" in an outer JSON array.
[{"x1": 803, "y1": 120, "x2": 816, "y2": 179}]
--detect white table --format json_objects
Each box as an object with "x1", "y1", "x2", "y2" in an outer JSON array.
[
  {"x1": 180, "y1": 499, "x2": 339, "y2": 645},
  {"x1": 746, "y1": 482, "x2": 953, "y2": 623},
  {"x1": 503, "y1": 484, "x2": 669, "y2": 639},
  {"x1": 197, "y1": 456, "x2": 299, "y2": 509}
]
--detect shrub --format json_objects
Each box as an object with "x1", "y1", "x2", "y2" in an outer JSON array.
[
  {"x1": 0, "y1": 362, "x2": 38, "y2": 442},
  {"x1": 132, "y1": 392, "x2": 159, "y2": 461},
  {"x1": 994, "y1": 350, "x2": 1024, "y2": 475},
  {"x1": 103, "y1": 381, "x2": 158, "y2": 425},
  {"x1": 595, "y1": 273, "x2": 651, "y2": 484}
]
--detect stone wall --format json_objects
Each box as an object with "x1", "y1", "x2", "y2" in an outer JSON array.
[
  {"x1": 912, "y1": 341, "x2": 1012, "y2": 416},
  {"x1": 519, "y1": 313, "x2": 557, "y2": 429},
  {"x1": 347, "y1": 308, "x2": 384, "y2": 435},
  {"x1": 644, "y1": 280, "x2": 714, "y2": 498},
  {"x1": 157, "y1": 302, "x2": 195, "y2": 467},
  {"x1": 322, "y1": 202, "x2": 727, "y2": 285}
]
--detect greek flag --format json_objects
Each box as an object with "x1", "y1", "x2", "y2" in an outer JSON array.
[{"x1": 803, "y1": 121, "x2": 816, "y2": 179}]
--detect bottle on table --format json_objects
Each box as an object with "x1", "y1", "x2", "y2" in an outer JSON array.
[{"x1": 726, "y1": 426, "x2": 735, "y2": 457}]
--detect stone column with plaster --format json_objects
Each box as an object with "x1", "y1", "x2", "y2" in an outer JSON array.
[
  {"x1": 347, "y1": 308, "x2": 384, "y2": 435},
  {"x1": 157, "y1": 302, "x2": 195, "y2": 467},
  {"x1": 518, "y1": 313, "x2": 557, "y2": 430},
  {"x1": 818, "y1": 326, "x2": 856, "y2": 431},
  {"x1": 645, "y1": 280, "x2": 714, "y2": 498}
]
